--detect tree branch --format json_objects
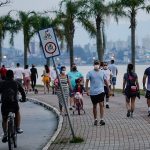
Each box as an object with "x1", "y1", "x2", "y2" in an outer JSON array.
[{"x1": 0, "y1": 0, "x2": 10, "y2": 7}]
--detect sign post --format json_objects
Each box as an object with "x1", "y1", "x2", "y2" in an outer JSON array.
[{"x1": 39, "y1": 27, "x2": 75, "y2": 139}]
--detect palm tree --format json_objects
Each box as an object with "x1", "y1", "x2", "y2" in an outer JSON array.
[
  {"x1": 83, "y1": 0, "x2": 124, "y2": 62},
  {"x1": 59, "y1": 0, "x2": 96, "y2": 69},
  {"x1": 112, "y1": 0, "x2": 150, "y2": 70},
  {"x1": 18, "y1": 11, "x2": 39, "y2": 67},
  {"x1": 0, "y1": 15, "x2": 20, "y2": 65}
]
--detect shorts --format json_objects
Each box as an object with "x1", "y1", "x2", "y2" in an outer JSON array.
[
  {"x1": 1, "y1": 103, "x2": 19, "y2": 117},
  {"x1": 69, "y1": 89, "x2": 75, "y2": 97},
  {"x1": 111, "y1": 77, "x2": 116, "y2": 85},
  {"x1": 145, "y1": 90, "x2": 150, "y2": 99},
  {"x1": 90, "y1": 92, "x2": 105, "y2": 105},
  {"x1": 42, "y1": 76, "x2": 50, "y2": 84}
]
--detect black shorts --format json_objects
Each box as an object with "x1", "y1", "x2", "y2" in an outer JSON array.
[
  {"x1": 145, "y1": 90, "x2": 150, "y2": 99},
  {"x1": 90, "y1": 92, "x2": 105, "y2": 105},
  {"x1": 1, "y1": 103, "x2": 19, "y2": 117}
]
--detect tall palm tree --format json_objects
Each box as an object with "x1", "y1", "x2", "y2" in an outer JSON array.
[
  {"x1": 59, "y1": 0, "x2": 96, "y2": 69},
  {"x1": 0, "y1": 15, "x2": 20, "y2": 65},
  {"x1": 83, "y1": 0, "x2": 123, "y2": 62},
  {"x1": 112, "y1": 0, "x2": 150, "y2": 70}
]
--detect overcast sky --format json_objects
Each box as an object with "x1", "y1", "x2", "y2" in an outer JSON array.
[{"x1": 1, "y1": 0, "x2": 150, "y2": 49}]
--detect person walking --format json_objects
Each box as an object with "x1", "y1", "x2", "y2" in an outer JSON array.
[
  {"x1": 55, "y1": 66, "x2": 71, "y2": 115},
  {"x1": 50, "y1": 66, "x2": 57, "y2": 94},
  {"x1": 30, "y1": 64, "x2": 38, "y2": 91},
  {"x1": 108, "y1": 60, "x2": 118, "y2": 96},
  {"x1": 143, "y1": 66, "x2": 150, "y2": 116},
  {"x1": 103, "y1": 62, "x2": 112, "y2": 109},
  {"x1": 41, "y1": 65, "x2": 50, "y2": 94},
  {"x1": 123, "y1": 63, "x2": 140, "y2": 117},
  {"x1": 23, "y1": 65, "x2": 31, "y2": 93},
  {"x1": 0, "y1": 70, "x2": 26, "y2": 143},
  {"x1": 0, "y1": 65, "x2": 7, "y2": 80},
  {"x1": 13, "y1": 63, "x2": 24, "y2": 85},
  {"x1": 85, "y1": 60, "x2": 110, "y2": 126},
  {"x1": 67, "y1": 63, "x2": 84, "y2": 109}
]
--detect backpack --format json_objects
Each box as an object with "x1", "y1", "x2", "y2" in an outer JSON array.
[{"x1": 127, "y1": 73, "x2": 137, "y2": 95}]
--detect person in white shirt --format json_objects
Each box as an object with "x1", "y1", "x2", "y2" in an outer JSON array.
[
  {"x1": 103, "y1": 62, "x2": 112, "y2": 109},
  {"x1": 23, "y1": 65, "x2": 31, "y2": 93},
  {"x1": 13, "y1": 63, "x2": 24, "y2": 85},
  {"x1": 108, "y1": 60, "x2": 118, "y2": 96}
]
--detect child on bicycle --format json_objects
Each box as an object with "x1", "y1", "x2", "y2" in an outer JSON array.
[{"x1": 74, "y1": 78, "x2": 85, "y2": 109}]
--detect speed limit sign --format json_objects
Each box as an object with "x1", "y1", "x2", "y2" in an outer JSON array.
[{"x1": 38, "y1": 27, "x2": 60, "y2": 58}]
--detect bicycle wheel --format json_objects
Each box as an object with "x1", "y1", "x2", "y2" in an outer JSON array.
[
  {"x1": 13, "y1": 125, "x2": 17, "y2": 148},
  {"x1": 8, "y1": 121, "x2": 13, "y2": 150}
]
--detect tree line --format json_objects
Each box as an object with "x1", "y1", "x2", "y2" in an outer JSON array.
[{"x1": 0, "y1": 0, "x2": 150, "y2": 70}]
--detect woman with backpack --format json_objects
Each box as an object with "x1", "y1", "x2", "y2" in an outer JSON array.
[{"x1": 122, "y1": 63, "x2": 140, "y2": 117}]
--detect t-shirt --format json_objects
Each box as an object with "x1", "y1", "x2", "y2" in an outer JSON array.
[
  {"x1": 124, "y1": 72, "x2": 137, "y2": 88},
  {"x1": 24, "y1": 69, "x2": 31, "y2": 77},
  {"x1": 67, "y1": 71, "x2": 83, "y2": 89},
  {"x1": 86, "y1": 69, "x2": 106, "y2": 95},
  {"x1": 13, "y1": 67, "x2": 24, "y2": 79},
  {"x1": 103, "y1": 69, "x2": 112, "y2": 86},
  {"x1": 108, "y1": 64, "x2": 118, "y2": 77},
  {"x1": 144, "y1": 67, "x2": 150, "y2": 91},
  {"x1": 30, "y1": 67, "x2": 38, "y2": 78}
]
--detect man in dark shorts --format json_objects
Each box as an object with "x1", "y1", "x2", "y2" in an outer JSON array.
[
  {"x1": 85, "y1": 60, "x2": 109, "y2": 126},
  {"x1": 0, "y1": 70, "x2": 26, "y2": 143},
  {"x1": 30, "y1": 64, "x2": 38, "y2": 91},
  {"x1": 143, "y1": 66, "x2": 150, "y2": 116}
]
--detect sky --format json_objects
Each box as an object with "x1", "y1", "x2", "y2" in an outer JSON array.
[{"x1": 1, "y1": 0, "x2": 150, "y2": 49}]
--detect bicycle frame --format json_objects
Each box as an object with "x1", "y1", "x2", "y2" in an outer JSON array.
[{"x1": 7, "y1": 112, "x2": 17, "y2": 150}]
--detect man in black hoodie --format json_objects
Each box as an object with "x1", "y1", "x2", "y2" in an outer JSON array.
[{"x1": 0, "y1": 70, "x2": 26, "y2": 143}]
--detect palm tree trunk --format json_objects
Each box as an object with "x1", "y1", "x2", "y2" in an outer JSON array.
[
  {"x1": 131, "y1": 11, "x2": 136, "y2": 71},
  {"x1": 24, "y1": 33, "x2": 28, "y2": 68},
  {"x1": 46, "y1": 58, "x2": 50, "y2": 66},
  {"x1": 96, "y1": 15, "x2": 103, "y2": 62},
  {"x1": 69, "y1": 36, "x2": 74, "y2": 70},
  {"x1": 0, "y1": 38, "x2": 2, "y2": 66}
]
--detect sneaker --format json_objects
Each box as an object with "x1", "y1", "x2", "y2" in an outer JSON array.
[
  {"x1": 130, "y1": 112, "x2": 133, "y2": 118},
  {"x1": 2, "y1": 133, "x2": 7, "y2": 143},
  {"x1": 16, "y1": 128, "x2": 23, "y2": 134},
  {"x1": 94, "y1": 119, "x2": 98, "y2": 126},
  {"x1": 106, "y1": 104, "x2": 109, "y2": 109},
  {"x1": 127, "y1": 110, "x2": 130, "y2": 117},
  {"x1": 100, "y1": 120, "x2": 105, "y2": 126}
]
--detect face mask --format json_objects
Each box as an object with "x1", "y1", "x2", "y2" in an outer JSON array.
[
  {"x1": 94, "y1": 65, "x2": 99, "y2": 70},
  {"x1": 62, "y1": 71, "x2": 66, "y2": 74},
  {"x1": 72, "y1": 66, "x2": 77, "y2": 71}
]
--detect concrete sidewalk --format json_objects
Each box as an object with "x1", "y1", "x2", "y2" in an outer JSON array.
[{"x1": 28, "y1": 89, "x2": 150, "y2": 150}]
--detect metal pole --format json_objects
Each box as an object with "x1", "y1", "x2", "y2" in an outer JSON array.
[{"x1": 52, "y1": 57, "x2": 75, "y2": 138}]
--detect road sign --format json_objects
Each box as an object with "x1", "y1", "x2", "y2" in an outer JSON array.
[{"x1": 38, "y1": 27, "x2": 60, "y2": 58}]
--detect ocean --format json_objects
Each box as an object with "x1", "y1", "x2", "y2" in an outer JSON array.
[{"x1": 37, "y1": 65, "x2": 149, "y2": 89}]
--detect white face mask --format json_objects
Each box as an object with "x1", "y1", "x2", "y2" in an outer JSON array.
[
  {"x1": 94, "y1": 65, "x2": 99, "y2": 70},
  {"x1": 62, "y1": 71, "x2": 66, "y2": 74}
]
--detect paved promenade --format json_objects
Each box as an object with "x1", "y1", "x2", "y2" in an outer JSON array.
[{"x1": 28, "y1": 89, "x2": 150, "y2": 150}]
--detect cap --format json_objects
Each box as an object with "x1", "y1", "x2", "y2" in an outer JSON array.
[{"x1": 94, "y1": 60, "x2": 100, "y2": 65}]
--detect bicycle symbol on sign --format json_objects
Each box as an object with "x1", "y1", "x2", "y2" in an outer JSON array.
[
  {"x1": 44, "y1": 29, "x2": 52, "y2": 40},
  {"x1": 44, "y1": 42, "x2": 56, "y2": 54}
]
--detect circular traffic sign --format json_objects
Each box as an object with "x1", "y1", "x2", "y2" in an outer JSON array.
[{"x1": 44, "y1": 42, "x2": 56, "y2": 54}]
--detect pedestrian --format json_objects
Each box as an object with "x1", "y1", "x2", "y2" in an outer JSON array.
[
  {"x1": 50, "y1": 66, "x2": 57, "y2": 94},
  {"x1": 41, "y1": 65, "x2": 50, "y2": 94},
  {"x1": 55, "y1": 66, "x2": 71, "y2": 115},
  {"x1": 23, "y1": 65, "x2": 31, "y2": 93},
  {"x1": 67, "y1": 63, "x2": 84, "y2": 109},
  {"x1": 108, "y1": 60, "x2": 118, "y2": 96},
  {"x1": 0, "y1": 70, "x2": 26, "y2": 143},
  {"x1": 0, "y1": 65, "x2": 7, "y2": 80},
  {"x1": 30, "y1": 64, "x2": 38, "y2": 91},
  {"x1": 122, "y1": 63, "x2": 140, "y2": 117},
  {"x1": 103, "y1": 62, "x2": 112, "y2": 109},
  {"x1": 143, "y1": 66, "x2": 150, "y2": 116},
  {"x1": 85, "y1": 60, "x2": 110, "y2": 126},
  {"x1": 13, "y1": 63, "x2": 24, "y2": 85}
]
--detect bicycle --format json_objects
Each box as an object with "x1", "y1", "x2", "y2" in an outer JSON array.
[{"x1": 7, "y1": 111, "x2": 17, "y2": 150}]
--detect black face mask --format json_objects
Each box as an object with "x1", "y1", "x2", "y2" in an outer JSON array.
[{"x1": 72, "y1": 66, "x2": 77, "y2": 71}]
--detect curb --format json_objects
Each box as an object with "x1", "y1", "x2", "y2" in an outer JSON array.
[{"x1": 27, "y1": 98, "x2": 63, "y2": 150}]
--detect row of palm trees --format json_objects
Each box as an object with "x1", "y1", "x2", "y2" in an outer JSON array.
[{"x1": 0, "y1": 0, "x2": 150, "y2": 70}]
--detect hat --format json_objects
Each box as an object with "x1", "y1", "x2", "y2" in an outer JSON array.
[{"x1": 94, "y1": 60, "x2": 100, "y2": 65}]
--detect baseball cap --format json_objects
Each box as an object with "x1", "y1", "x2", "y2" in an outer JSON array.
[{"x1": 94, "y1": 60, "x2": 100, "y2": 65}]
